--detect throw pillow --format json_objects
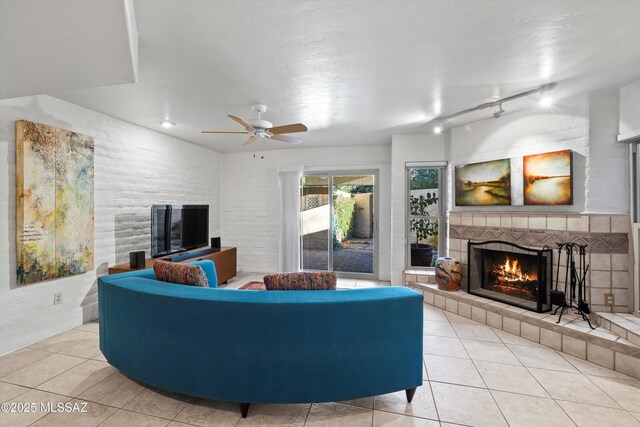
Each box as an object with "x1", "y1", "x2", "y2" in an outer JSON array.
[
  {"x1": 154, "y1": 260, "x2": 209, "y2": 287},
  {"x1": 263, "y1": 272, "x2": 336, "y2": 290}
]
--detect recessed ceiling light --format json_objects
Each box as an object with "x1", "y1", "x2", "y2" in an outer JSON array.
[
  {"x1": 539, "y1": 97, "x2": 553, "y2": 107},
  {"x1": 160, "y1": 120, "x2": 175, "y2": 128}
]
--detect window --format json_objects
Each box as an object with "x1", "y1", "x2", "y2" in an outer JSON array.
[{"x1": 407, "y1": 166, "x2": 446, "y2": 268}]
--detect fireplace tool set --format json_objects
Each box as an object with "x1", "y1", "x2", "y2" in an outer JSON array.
[{"x1": 552, "y1": 242, "x2": 594, "y2": 329}]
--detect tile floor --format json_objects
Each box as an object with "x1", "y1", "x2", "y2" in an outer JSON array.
[{"x1": 1, "y1": 276, "x2": 640, "y2": 426}]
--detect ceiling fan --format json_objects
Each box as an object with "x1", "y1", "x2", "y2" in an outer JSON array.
[{"x1": 202, "y1": 104, "x2": 307, "y2": 145}]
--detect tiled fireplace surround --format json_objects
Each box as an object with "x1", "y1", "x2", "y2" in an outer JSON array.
[
  {"x1": 404, "y1": 211, "x2": 639, "y2": 379},
  {"x1": 448, "y1": 211, "x2": 632, "y2": 313}
]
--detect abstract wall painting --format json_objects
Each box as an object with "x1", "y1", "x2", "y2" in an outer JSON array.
[
  {"x1": 523, "y1": 149, "x2": 572, "y2": 205},
  {"x1": 455, "y1": 159, "x2": 511, "y2": 206},
  {"x1": 16, "y1": 120, "x2": 94, "y2": 285}
]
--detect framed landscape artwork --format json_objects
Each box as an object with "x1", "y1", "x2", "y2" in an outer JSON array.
[
  {"x1": 16, "y1": 120, "x2": 94, "y2": 285},
  {"x1": 455, "y1": 159, "x2": 511, "y2": 206},
  {"x1": 523, "y1": 149, "x2": 572, "y2": 205}
]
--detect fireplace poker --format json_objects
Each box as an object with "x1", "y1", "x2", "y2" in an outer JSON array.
[
  {"x1": 577, "y1": 244, "x2": 590, "y2": 315},
  {"x1": 555, "y1": 241, "x2": 594, "y2": 329},
  {"x1": 567, "y1": 243, "x2": 576, "y2": 303},
  {"x1": 551, "y1": 243, "x2": 567, "y2": 312}
]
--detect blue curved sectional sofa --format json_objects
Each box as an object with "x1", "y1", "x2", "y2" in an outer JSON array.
[{"x1": 98, "y1": 261, "x2": 423, "y2": 417}]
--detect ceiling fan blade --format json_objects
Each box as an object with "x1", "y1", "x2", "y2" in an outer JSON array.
[
  {"x1": 201, "y1": 130, "x2": 250, "y2": 134},
  {"x1": 228, "y1": 115, "x2": 254, "y2": 131},
  {"x1": 242, "y1": 135, "x2": 257, "y2": 145},
  {"x1": 270, "y1": 134, "x2": 302, "y2": 144},
  {"x1": 269, "y1": 123, "x2": 307, "y2": 134}
]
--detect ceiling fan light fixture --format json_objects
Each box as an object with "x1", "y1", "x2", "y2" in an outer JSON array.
[
  {"x1": 248, "y1": 119, "x2": 273, "y2": 130},
  {"x1": 201, "y1": 104, "x2": 307, "y2": 146}
]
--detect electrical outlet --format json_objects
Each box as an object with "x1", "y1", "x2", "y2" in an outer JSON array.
[
  {"x1": 604, "y1": 293, "x2": 614, "y2": 307},
  {"x1": 53, "y1": 292, "x2": 63, "y2": 305}
]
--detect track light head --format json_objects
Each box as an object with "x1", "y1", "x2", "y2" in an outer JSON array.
[
  {"x1": 539, "y1": 96, "x2": 553, "y2": 107},
  {"x1": 433, "y1": 119, "x2": 445, "y2": 134},
  {"x1": 493, "y1": 104, "x2": 505, "y2": 119}
]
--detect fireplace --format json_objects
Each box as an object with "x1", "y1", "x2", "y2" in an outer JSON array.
[{"x1": 467, "y1": 240, "x2": 552, "y2": 313}]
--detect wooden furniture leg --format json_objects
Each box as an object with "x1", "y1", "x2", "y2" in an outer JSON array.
[{"x1": 240, "y1": 402, "x2": 250, "y2": 418}]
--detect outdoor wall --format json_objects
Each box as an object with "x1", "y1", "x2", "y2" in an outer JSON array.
[
  {"x1": 220, "y1": 145, "x2": 391, "y2": 279},
  {"x1": 0, "y1": 95, "x2": 221, "y2": 355},
  {"x1": 353, "y1": 193, "x2": 373, "y2": 238},
  {"x1": 390, "y1": 133, "x2": 447, "y2": 285}
]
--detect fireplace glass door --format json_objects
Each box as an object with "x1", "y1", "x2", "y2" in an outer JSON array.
[{"x1": 468, "y1": 240, "x2": 552, "y2": 313}]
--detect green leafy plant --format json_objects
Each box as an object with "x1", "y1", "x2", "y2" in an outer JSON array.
[
  {"x1": 409, "y1": 193, "x2": 439, "y2": 247},
  {"x1": 333, "y1": 195, "x2": 356, "y2": 246}
]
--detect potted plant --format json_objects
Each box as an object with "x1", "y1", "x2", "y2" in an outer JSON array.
[{"x1": 409, "y1": 194, "x2": 439, "y2": 267}]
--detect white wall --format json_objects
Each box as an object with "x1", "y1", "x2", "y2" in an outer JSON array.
[
  {"x1": 449, "y1": 95, "x2": 589, "y2": 212},
  {"x1": 448, "y1": 93, "x2": 627, "y2": 213},
  {"x1": 586, "y1": 92, "x2": 627, "y2": 213},
  {"x1": 619, "y1": 78, "x2": 640, "y2": 138},
  {"x1": 390, "y1": 134, "x2": 447, "y2": 285},
  {"x1": 0, "y1": 95, "x2": 221, "y2": 355},
  {"x1": 220, "y1": 145, "x2": 391, "y2": 280}
]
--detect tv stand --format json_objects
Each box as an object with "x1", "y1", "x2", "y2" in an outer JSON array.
[{"x1": 107, "y1": 247, "x2": 237, "y2": 285}]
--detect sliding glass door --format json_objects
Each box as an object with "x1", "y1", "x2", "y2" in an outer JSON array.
[{"x1": 301, "y1": 171, "x2": 377, "y2": 277}]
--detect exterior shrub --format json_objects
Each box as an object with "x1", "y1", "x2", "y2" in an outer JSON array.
[{"x1": 333, "y1": 195, "x2": 356, "y2": 246}]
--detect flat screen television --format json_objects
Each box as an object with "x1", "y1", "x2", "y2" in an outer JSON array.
[{"x1": 151, "y1": 204, "x2": 209, "y2": 258}]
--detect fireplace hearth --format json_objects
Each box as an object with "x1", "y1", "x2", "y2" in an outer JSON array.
[{"x1": 468, "y1": 240, "x2": 552, "y2": 313}]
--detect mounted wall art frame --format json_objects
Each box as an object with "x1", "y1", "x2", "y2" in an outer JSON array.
[
  {"x1": 523, "y1": 149, "x2": 573, "y2": 205},
  {"x1": 16, "y1": 120, "x2": 95, "y2": 285},
  {"x1": 454, "y1": 158, "x2": 511, "y2": 206}
]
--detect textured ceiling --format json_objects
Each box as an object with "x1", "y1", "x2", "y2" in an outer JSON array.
[
  {"x1": 0, "y1": 0, "x2": 137, "y2": 99},
  {"x1": 51, "y1": 0, "x2": 640, "y2": 152}
]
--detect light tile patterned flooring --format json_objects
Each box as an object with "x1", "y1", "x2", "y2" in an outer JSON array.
[{"x1": 1, "y1": 276, "x2": 640, "y2": 426}]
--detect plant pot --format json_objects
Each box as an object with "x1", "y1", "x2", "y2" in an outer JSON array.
[{"x1": 411, "y1": 244, "x2": 433, "y2": 267}]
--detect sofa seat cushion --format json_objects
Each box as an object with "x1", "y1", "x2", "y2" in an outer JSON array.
[
  {"x1": 154, "y1": 260, "x2": 209, "y2": 287},
  {"x1": 263, "y1": 272, "x2": 337, "y2": 290}
]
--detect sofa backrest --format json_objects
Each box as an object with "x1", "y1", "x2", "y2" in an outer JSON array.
[{"x1": 97, "y1": 275, "x2": 423, "y2": 404}]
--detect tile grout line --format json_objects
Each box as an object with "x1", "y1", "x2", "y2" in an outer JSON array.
[
  {"x1": 482, "y1": 339, "x2": 521, "y2": 427},
  {"x1": 553, "y1": 398, "x2": 638, "y2": 422},
  {"x1": 519, "y1": 363, "x2": 630, "y2": 412},
  {"x1": 30, "y1": 356, "x2": 112, "y2": 395},
  {"x1": 426, "y1": 304, "x2": 640, "y2": 416}
]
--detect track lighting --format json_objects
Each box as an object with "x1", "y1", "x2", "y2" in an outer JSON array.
[{"x1": 430, "y1": 82, "x2": 557, "y2": 125}]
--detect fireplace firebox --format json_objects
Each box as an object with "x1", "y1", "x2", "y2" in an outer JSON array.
[{"x1": 467, "y1": 240, "x2": 553, "y2": 313}]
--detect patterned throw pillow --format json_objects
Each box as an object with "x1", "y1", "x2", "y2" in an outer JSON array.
[
  {"x1": 153, "y1": 260, "x2": 209, "y2": 287},
  {"x1": 263, "y1": 272, "x2": 337, "y2": 290}
]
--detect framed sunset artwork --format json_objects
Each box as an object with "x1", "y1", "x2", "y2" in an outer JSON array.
[
  {"x1": 455, "y1": 159, "x2": 511, "y2": 206},
  {"x1": 523, "y1": 149, "x2": 572, "y2": 205}
]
